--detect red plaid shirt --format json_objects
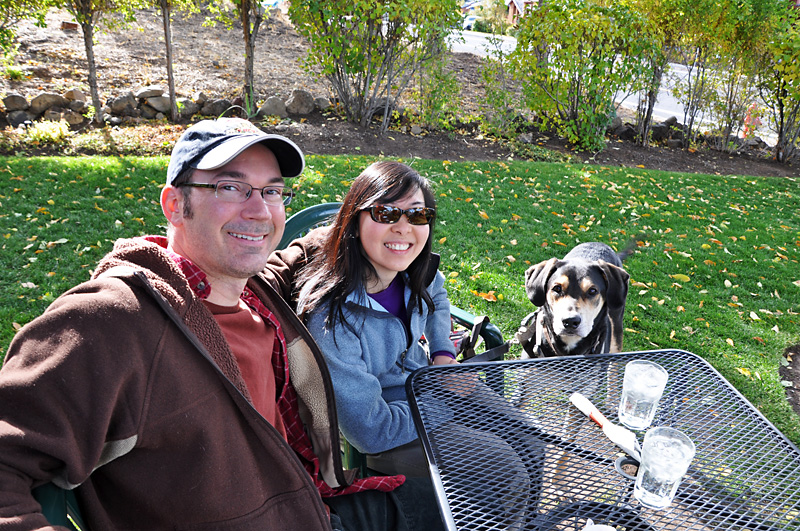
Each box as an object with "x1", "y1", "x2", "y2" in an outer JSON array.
[{"x1": 145, "y1": 236, "x2": 404, "y2": 496}]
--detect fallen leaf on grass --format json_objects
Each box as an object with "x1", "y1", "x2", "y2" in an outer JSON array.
[{"x1": 471, "y1": 290, "x2": 497, "y2": 302}]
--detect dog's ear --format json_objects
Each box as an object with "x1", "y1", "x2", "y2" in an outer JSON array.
[
  {"x1": 597, "y1": 261, "x2": 630, "y2": 312},
  {"x1": 524, "y1": 258, "x2": 559, "y2": 307}
]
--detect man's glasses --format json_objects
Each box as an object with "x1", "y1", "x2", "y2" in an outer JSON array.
[
  {"x1": 178, "y1": 180, "x2": 294, "y2": 206},
  {"x1": 364, "y1": 205, "x2": 435, "y2": 225}
]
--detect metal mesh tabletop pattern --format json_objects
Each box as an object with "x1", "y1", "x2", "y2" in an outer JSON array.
[{"x1": 406, "y1": 350, "x2": 800, "y2": 531}]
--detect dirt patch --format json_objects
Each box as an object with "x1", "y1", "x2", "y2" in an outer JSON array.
[{"x1": 780, "y1": 345, "x2": 800, "y2": 419}]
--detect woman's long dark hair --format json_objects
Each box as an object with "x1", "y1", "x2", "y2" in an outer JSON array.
[{"x1": 297, "y1": 161, "x2": 437, "y2": 330}]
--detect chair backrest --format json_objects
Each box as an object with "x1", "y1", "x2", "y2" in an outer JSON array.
[
  {"x1": 32, "y1": 482, "x2": 85, "y2": 530},
  {"x1": 278, "y1": 202, "x2": 342, "y2": 250}
]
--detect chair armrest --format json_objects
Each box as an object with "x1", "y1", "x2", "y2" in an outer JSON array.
[{"x1": 450, "y1": 306, "x2": 505, "y2": 351}]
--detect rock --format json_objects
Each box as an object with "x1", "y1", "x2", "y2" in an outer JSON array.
[
  {"x1": 106, "y1": 115, "x2": 123, "y2": 126},
  {"x1": 44, "y1": 108, "x2": 85, "y2": 126},
  {"x1": 135, "y1": 85, "x2": 164, "y2": 99},
  {"x1": 140, "y1": 104, "x2": 160, "y2": 119},
  {"x1": 65, "y1": 109, "x2": 85, "y2": 125},
  {"x1": 7, "y1": 110, "x2": 32, "y2": 128},
  {"x1": 518, "y1": 132, "x2": 534, "y2": 144},
  {"x1": 607, "y1": 116, "x2": 623, "y2": 133},
  {"x1": 275, "y1": 124, "x2": 289, "y2": 132},
  {"x1": 663, "y1": 116, "x2": 679, "y2": 127},
  {"x1": 285, "y1": 89, "x2": 315, "y2": 115},
  {"x1": 177, "y1": 98, "x2": 200, "y2": 118},
  {"x1": 43, "y1": 108, "x2": 65, "y2": 122},
  {"x1": 3, "y1": 93, "x2": 29, "y2": 112},
  {"x1": 200, "y1": 98, "x2": 233, "y2": 117},
  {"x1": 257, "y1": 96, "x2": 288, "y2": 118},
  {"x1": 63, "y1": 88, "x2": 86, "y2": 102},
  {"x1": 650, "y1": 123, "x2": 670, "y2": 142},
  {"x1": 193, "y1": 92, "x2": 209, "y2": 106},
  {"x1": 68, "y1": 99, "x2": 88, "y2": 113},
  {"x1": 614, "y1": 125, "x2": 637, "y2": 141},
  {"x1": 410, "y1": 125, "x2": 423, "y2": 135},
  {"x1": 314, "y1": 96, "x2": 331, "y2": 111},
  {"x1": 156, "y1": 112, "x2": 165, "y2": 120},
  {"x1": 109, "y1": 92, "x2": 137, "y2": 115},
  {"x1": 743, "y1": 136, "x2": 768, "y2": 150},
  {"x1": 669, "y1": 128, "x2": 684, "y2": 141},
  {"x1": 30, "y1": 93, "x2": 69, "y2": 115},
  {"x1": 666, "y1": 139, "x2": 683, "y2": 149},
  {"x1": 146, "y1": 96, "x2": 172, "y2": 114}
]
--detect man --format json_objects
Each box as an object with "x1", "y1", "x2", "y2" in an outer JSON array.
[{"x1": 0, "y1": 118, "x2": 441, "y2": 530}]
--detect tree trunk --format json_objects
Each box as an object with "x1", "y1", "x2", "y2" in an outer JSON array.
[
  {"x1": 160, "y1": 0, "x2": 178, "y2": 122},
  {"x1": 80, "y1": 20, "x2": 103, "y2": 126},
  {"x1": 240, "y1": 0, "x2": 262, "y2": 115},
  {"x1": 638, "y1": 65, "x2": 663, "y2": 147}
]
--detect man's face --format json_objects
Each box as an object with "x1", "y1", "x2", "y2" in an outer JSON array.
[{"x1": 163, "y1": 144, "x2": 286, "y2": 293}]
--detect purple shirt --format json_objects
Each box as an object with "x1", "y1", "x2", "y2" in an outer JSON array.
[
  {"x1": 368, "y1": 275, "x2": 408, "y2": 325},
  {"x1": 368, "y1": 275, "x2": 452, "y2": 360}
]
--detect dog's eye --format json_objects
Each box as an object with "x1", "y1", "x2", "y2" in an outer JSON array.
[
  {"x1": 552, "y1": 285, "x2": 562, "y2": 294},
  {"x1": 588, "y1": 287, "x2": 598, "y2": 296}
]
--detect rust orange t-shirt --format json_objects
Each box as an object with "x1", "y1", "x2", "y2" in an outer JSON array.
[{"x1": 205, "y1": 299, "x2": 287, "y2": 440}]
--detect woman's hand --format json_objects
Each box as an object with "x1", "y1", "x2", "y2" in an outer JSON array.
[{"x1": 432, "y1": 354, "x2": 459, "y2": 366}]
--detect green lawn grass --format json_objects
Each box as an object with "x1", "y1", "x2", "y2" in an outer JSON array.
[{"x1": 2, "y1": 155, "x2": 799, "y2": 446}]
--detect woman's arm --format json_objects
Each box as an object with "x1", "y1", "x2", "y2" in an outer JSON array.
[{"x1": 305, "y1": 309, "x2": 419, "y2": 454}]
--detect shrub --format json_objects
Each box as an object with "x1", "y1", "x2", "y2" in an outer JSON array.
[
  {"x1": 289, "y1": 0, "x2": 462, "y2": 133},
  {"x1": 24, "y1": 120, "x2": 71, "y2": 146},
  {"x1": 511, "y1": 0, "x2": 655, "y2": 151}
]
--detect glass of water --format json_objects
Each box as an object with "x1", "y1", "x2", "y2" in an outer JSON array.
[
  {"x1": 618, "y1": 360, "x2": 668, "y2": 430},
  {"x1": 634, "y1": 426, "x2": 695, "y2": 509}
]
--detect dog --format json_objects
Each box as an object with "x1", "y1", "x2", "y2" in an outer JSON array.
[
  {"x1": 515, "y1": 242, "x2": 631, "y2": 359},
  {"x1": 511, "y1": 242, "x2": 634, "y2": 490}
]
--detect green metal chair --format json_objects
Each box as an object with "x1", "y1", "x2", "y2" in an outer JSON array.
[{"x1": 32, "y1": 482, "x2": 84, "y2": 530}]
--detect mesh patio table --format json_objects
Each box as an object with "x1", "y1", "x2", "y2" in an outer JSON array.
[{"x1": 406, "y1": 349, "x2": 800, "y2": 531}]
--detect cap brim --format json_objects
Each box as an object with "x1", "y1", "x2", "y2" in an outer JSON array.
[{"x1": 193, "y1": 134, "x2": 305, "y2": 178}]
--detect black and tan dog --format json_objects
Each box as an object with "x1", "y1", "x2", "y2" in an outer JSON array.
[{"x1": 515, "y1": 242, "x2": 631, "y2": 358}]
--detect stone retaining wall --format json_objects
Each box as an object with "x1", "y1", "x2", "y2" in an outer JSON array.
[{"x1": 1, "y1": 86, "x2": 331, "y2": 128}]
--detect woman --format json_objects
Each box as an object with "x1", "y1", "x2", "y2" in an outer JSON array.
[
  {"x1": 294, "y1": 161, "x2": 456, "y2": 477},
  {"x1": 267, "y1": 162, "x2": 537, "y2": 528}
]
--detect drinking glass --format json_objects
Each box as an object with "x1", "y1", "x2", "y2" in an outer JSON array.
[
  {"x1": 634, "y1": 426, "x2": 695, "y2": 509},
  {"x1": 618, "y1": 360, "x2": 668, "y2": 430}
]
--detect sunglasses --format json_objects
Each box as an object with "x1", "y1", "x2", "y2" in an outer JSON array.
[{"x1": 365, "y1": 205, "x2": 435, "y2": 225}]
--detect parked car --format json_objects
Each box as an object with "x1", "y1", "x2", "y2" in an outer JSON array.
[{"x1": 463, "y1": 15, "x2": 478, "y2": 31}]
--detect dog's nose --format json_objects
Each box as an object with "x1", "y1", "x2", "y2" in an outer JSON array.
[{"x1": 563, "y1": 316, "x2": 581, "y2": 330}]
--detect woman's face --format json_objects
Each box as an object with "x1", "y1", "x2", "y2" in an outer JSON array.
[{"x1": 358, "y1": 188, "x2": 430, "y2": 293}]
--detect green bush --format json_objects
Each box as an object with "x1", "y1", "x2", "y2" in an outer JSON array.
[
  {"x1": 289, "y1": 0, "x2": 462, "y2": 133},
  {"x1": 511, "y1": 0, "x2": 656, "y2": 151}
]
